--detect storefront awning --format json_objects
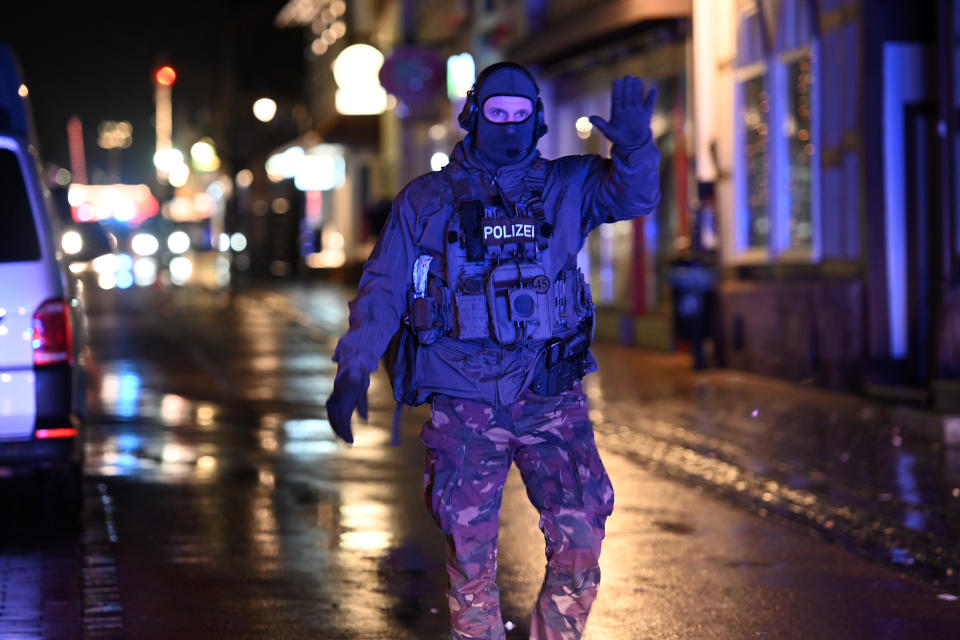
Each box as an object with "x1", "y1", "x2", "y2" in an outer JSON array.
[
  {"x1": 509, "y1": 0, "x2": 691, "y2": 66},
  {"x1": 315, "y1": 113, "x2": 380, "y2": 149}
]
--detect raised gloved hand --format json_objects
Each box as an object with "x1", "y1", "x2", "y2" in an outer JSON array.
[
  {"x1": 325, "y1": 369, "x2": 369, "y2": 445},
  {"x1": 589, "y1": 75, "x2": 658, "y2": 148}
]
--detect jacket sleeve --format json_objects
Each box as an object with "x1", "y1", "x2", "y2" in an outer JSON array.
[
  {"x1": 579, "y1": 137, "x2": 661, "y2": 235},
  {"x1": 332, "y1": 185, "x2": 418, "y2": 377}
]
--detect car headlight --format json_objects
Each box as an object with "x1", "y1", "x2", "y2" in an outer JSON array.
[
  {"x1": 62, "y1": 230, "x2": 83, "y2": 255},
  {"x1": 167, "y1": 231, "x2": 191, "y2": 254},
  {"x1": 131, "y1": 232, "x2": 159, "y2": 256},
  {"x1": 92, "y1": 253, "x2": 119, "y2": 275}
]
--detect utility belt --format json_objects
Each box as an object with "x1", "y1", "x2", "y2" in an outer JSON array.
[
  {"x1": 407, "y1": 257, "x2": 595, "y2": 396},
  {"x1": 409, "y1": 261, "x2": 593, "y2": 346}
]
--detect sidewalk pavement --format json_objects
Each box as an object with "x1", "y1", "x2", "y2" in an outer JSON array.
[
  {"x1": 254, "y1": 279, "x2": 960, "y2": 595},
  {"x1": 585, "y1": 342, "x2": 960, "y2": 594}
]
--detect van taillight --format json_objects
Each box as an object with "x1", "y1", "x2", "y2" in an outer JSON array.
[{"x1": 32, "y1": 299, "x2": 72, "y2": 366}]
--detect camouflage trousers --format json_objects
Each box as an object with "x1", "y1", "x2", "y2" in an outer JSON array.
[{"x1": 421, "y1": 382, "x2": 615, "y2": 640}]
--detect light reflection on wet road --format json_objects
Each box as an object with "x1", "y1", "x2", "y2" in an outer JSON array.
[
  {"x1": 80, "y1": 284, "x2": 453, "y2": 639},
  {"x1": 4, "y1": 280, "x2": 960, "y2": 639}
]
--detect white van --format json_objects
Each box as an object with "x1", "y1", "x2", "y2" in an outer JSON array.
[{"x1": 0, "y1": 40, "x2": 86, "y2": 510}]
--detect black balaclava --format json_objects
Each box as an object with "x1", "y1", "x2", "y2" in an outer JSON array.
[{"x1": 472, "y1": 66, "x2": 539, "y2": 167}]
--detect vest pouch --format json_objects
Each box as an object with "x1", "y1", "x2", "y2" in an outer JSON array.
[
  {"x1": 552, "y1": 267, "x2": 595, "y2": 336},
  {"x1": 486, "y1": 262, "x2": 553, "y2": 344},
  {"x1": 452, "y1": 265, "x2": 489, "y2": 339},
  {"x1": 570, "y1": 268, "x2": 594, "y2": 317},
  {"x1": 454, "y1": 292, "x2": 489, "y2": 339},
  {"x1": 410, "y1": 296, "x2": 442, "y2": 344}
]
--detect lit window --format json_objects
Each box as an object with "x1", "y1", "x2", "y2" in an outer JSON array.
[
  {"x1": 734, "y1": 0, "x2": 819, "y2": 260},
  {"x1": 741, "y1": 73, "x2": 771, "y2": 249},
  {"x1": 735, "y1": 6, "x2": 771, "y2": 253},
  {"x1": 784, "y1": 53, "x2": 814, "y2": 250}
]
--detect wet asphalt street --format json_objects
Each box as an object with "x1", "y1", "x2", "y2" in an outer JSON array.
[{"x1": 2, "y1": 276, "x2": 960, "y2": 639}]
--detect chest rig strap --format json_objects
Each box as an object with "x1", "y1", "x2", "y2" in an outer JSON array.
[
  {"x1": 524, "y1": 158, "x2": 550, "y2": 251},
  {"x1": 448, "y1": 165, "x2": 485, "y2": 261}
]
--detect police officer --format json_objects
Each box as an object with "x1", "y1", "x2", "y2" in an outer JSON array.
[{"x1": 327, "y1": 62, "x2": 659, "y2": 640}]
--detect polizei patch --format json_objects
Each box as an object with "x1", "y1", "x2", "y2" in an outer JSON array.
[{"x1": 481, "y1": 217, "x2": 538, "y2": 246}]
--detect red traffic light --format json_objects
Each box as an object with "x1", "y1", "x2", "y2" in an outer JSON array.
[{"x1": 155, "y1": 66, "x2": 176, "y2": 86}]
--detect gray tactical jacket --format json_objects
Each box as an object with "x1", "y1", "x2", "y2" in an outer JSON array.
[{"x1": 333, "y1": 133, "x2": 660, "y2": 406}]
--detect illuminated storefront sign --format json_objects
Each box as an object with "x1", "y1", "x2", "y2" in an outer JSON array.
[
  {"x1": 294, "y1": 148, "x2": 345, "y2": 191},
  {"x1": 446, "y1": 52, "x2": 475, "y2": 100},
  {"x1": 266, "y1": 146, "x2": 305, "y2": 182},
  {"x1": 67, "y1": 184, "x2": 159, "y2": 225},
  {"x1": 267, "y1": 144, "x2": 346, "y2": 192}
]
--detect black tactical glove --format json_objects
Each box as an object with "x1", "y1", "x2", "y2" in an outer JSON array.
[
  {"x1": 325, "y1": 369, "x2": 369, "y2": 445},
  {"x1": 589, "y1": 75, "x2": 658, "y2": 148}
]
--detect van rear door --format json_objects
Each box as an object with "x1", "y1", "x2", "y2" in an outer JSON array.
[{"x1": 0, "y1": 142, "x2": 44, "y2": 439}]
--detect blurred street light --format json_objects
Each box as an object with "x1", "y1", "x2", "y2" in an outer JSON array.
[
  {"x1": 190, "y1": 138, "x2": 221, "y2": 172},
  {"x1": 235, "y1": 169, "x2": 254, "y2": 188},
  {"x1": 333, "y1": 44, "x2": 387, "y2": 115},
  {"x1": 430, "y1": 152, "x2": 449, "y2": 171},
  {"x1": 168, "y1": 162, "x2": 190, "y2": 188},
  {"x1": 230, "y1": 232, "x2": 247, "y2": 252},
  {"x1": 155, "y1": 66, "x2": 176, "y2": 87},
  {"x1": 575, "y1": 116, "x2": 593, "y2": 139},
  {"x1": 253, "y1": 97, "x2": 278, "y2": 123},
  {"x1": 98, "y1": 121, "x2": 133, "y2": 149},
  {"x1": 154, "y1": 65, "x2": 176, "y2": 183},
  {"x1": 153, "y1": 148, "x2": 184, "y2": 173},
  {"x1": 99, "y1": 120, "x2": 133, "y2": 183}
]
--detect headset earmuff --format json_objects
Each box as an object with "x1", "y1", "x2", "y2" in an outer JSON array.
[
  {"x1": 457, "y1": 88, "x2": 479, "y2": 132},
  {"x1": 534, "y1": 98, "x2": 547, "y2": 139}
]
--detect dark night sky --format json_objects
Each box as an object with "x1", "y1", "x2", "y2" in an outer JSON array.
[{"x1": 1, "y1": 1, "x2": 305, "y2": 186}]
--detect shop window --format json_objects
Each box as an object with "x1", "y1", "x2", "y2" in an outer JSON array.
[
  {"x1": 741, "y1": 72, "x2": 771, "y2": 249},
  {"x1": 734, "y1": 0, "x2": 819, "y2": 260},
  {"x1": 735, "y1": 6, "x2": 771, "y2": 252},
  {"x1": 782, "y1": 51, "x2": 815, "y2": 250}
]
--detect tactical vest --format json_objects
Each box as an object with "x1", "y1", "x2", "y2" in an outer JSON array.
[{"x1": 407, "y1": 158, "x2": 595, "y2": 352}]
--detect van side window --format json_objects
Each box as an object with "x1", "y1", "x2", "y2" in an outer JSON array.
[{"x1": 0, "y1": 148, "x2": 40, "y2": 262}]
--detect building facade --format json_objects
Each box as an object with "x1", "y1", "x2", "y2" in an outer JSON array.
[
  {"x1": 695, "y1": 0, "x2": 958, "y2": 410},
  {"x1": 263, "y1": 0, "x2": 959, "y2": 410}
]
